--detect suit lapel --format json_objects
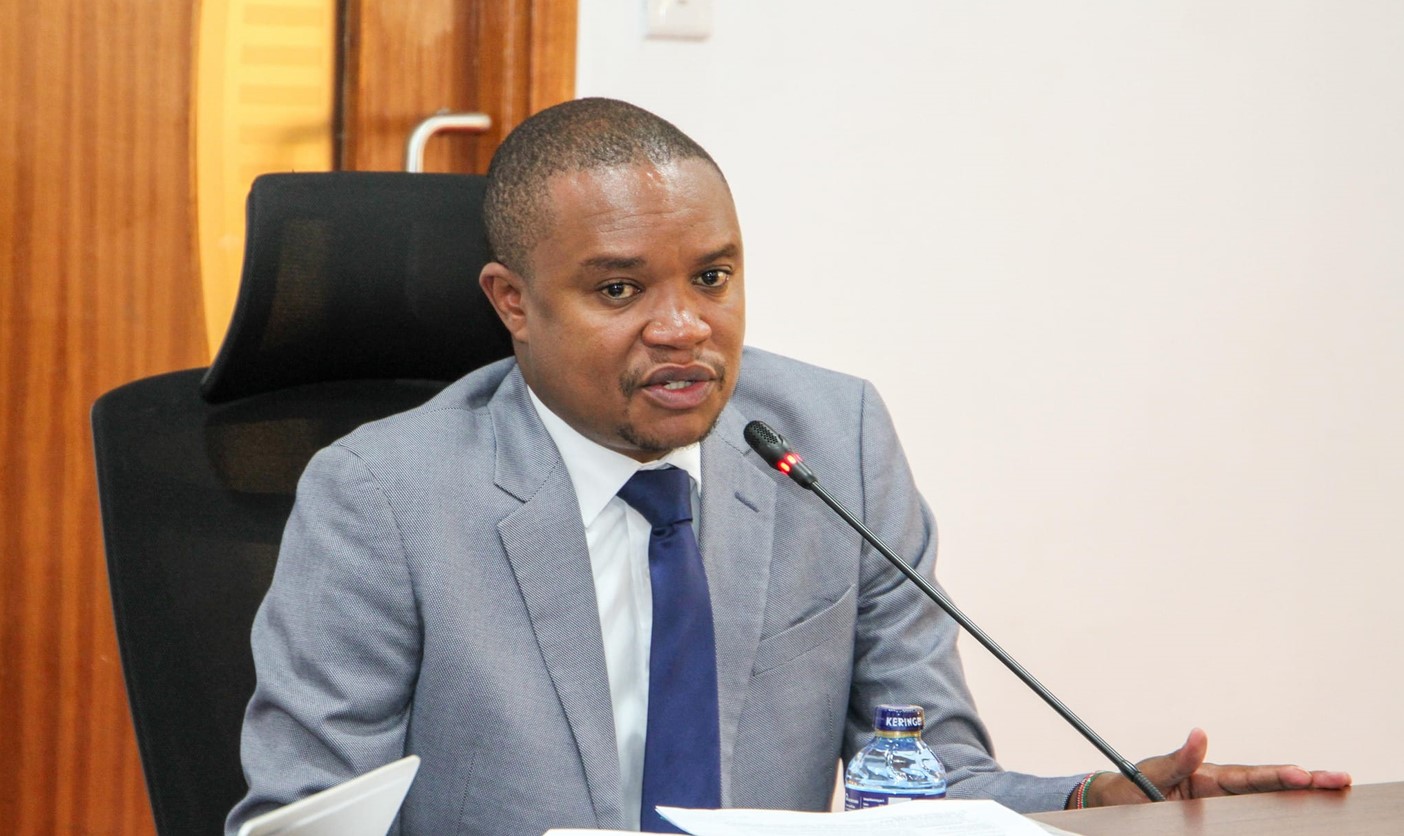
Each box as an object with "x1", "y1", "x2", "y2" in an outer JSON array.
[
  {"x1": 490, "y1": 369, "x2": 625, "y2": 829},
  {"x1": 700, "y1": 404, "x2": 777, "y2": 803}
]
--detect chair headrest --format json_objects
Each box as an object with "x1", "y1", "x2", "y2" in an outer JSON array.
[{"x1": 201, "y1": 172, "x2": 513, "y2": 403}]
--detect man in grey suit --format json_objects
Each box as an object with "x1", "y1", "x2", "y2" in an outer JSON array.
[{"x1": 228, "y1": 99, "x2": 1349, "y2": 835}]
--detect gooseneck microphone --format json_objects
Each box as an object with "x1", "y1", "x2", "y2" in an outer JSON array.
[{"x1": 743, "y1": 420, "x2": 1166, "y2": 804}]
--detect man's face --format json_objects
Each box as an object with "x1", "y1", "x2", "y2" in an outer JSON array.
[{"x1": 481, "y1": 159, "x2": 745, "y2": 461}]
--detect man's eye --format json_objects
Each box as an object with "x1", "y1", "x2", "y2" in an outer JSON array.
[
  {"x1": 602, "y1": 282, "x2": 638, "y2": 299},
  {"x1": 696, "y1": 269, "x2": 728, "y2": 288}
]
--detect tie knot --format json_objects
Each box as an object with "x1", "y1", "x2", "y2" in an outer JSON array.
[{"x1": 617, "y1": 466, "x2": 693, "y2": 529}]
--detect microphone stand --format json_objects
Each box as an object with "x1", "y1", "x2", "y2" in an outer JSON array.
[{"x1": 745, "y1": 421, "x2": 1165, "y2": 803}]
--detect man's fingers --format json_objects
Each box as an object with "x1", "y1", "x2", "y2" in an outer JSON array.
[
  {"x1": 1135, "y1": 728, "x2": 1209, "y2": 794},
  {"x1": 1205, "y1": 764, "x2": 1351, "y2": 796},
  {"x1": 1308, "y1": 770, "x2": 1353, "y2": 789},
  {"x1": 1169, "y1": 728, "x2": 1209, "y2": 781},
  {"x1": 1089, "y1": 730, "x2": 1352, "y2": 806},
  {"x1": 1212, "y1": 764, "x2": 1311, "y2": 795}
]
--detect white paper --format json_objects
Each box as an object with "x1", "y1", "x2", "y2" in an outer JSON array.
[{"x1": 655, "y1": 800, "x2": 1078, "y2": 836}]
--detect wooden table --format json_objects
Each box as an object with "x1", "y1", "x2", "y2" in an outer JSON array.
[{"x1": 1027, "y1": 782, "x2": 1403, "y2": 835}]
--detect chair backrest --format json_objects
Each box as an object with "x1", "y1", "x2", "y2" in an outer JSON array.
[
  {"x1": 92, "y1": 172, "x2": 511, "y2": 835},
  {"x1": 203, "y1": 171, "x2": 511, "y2": 401}
]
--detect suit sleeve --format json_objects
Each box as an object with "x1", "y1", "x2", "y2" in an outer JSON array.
[
  {"x1": 226, "y1": 443, "x2": 421, "y2": 834},
  {"x1": 847, "y1": 380, "x2": 1082, "y2": 813}
]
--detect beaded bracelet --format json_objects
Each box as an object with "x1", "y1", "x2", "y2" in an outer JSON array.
[{"x1": 1068, "y1": 770, "x2": 1109, "y2": 809}]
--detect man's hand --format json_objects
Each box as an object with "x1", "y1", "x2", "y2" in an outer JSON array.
[{"x1": 1083, "y1": 728, "x2": 1352, "y2": 807}]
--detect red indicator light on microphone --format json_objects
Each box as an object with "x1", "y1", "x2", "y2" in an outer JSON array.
[
  {"x1": 777, "y1": 460, "x2": 791, "y2": 474},
  {"x1": 776, "y1": 452, "x2": 802, "y2": 475}
]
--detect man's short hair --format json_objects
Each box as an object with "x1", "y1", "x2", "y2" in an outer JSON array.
[{"x1": 483, "y1": 97, "x2": 726, "y2": 276}]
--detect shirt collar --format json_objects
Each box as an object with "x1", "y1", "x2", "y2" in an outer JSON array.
[{"x1": 527, "y1": 387, "x2": 703, "y2": 527}]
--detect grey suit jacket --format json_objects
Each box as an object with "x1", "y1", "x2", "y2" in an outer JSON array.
[{"x1": 228, "y1": 347, "x2": 1079, "y2": 835}]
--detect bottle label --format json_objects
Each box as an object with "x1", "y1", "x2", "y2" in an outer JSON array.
[
  {"x1": 844, "y1": 787, "x2": 947, "y2": 810},
  {"x1": 874, "y1": 704, "x2": 925, "y2": 733}
]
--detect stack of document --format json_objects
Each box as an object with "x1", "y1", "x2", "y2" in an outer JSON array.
[{"x1": 545, "y1": 799, "x2": 1082, "y2": 835}]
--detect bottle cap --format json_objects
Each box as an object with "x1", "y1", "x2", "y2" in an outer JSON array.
[{"x1": 873, "y1": 704, "x2": 925, "y2": 733}]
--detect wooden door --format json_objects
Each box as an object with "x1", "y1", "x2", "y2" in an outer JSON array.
[
  {"x1": 342, "y1": 0, "x2": 576, "y2": 173},
  {"x1": 0, "y1": 2, "x2": 574, "y2": 832}
]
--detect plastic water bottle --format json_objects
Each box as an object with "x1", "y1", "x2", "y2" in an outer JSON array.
[{"x1": 844, "y1": 704, "x2": 948, "y2": 810}]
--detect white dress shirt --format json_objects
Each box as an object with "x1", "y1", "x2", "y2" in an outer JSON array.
[{"x1": 527, "y1": 388, "x2": 703, "y2": 831}]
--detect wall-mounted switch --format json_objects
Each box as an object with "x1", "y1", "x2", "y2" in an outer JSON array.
[{"x1": 645, "y1": 0, "x2": 712, "y2": 40}]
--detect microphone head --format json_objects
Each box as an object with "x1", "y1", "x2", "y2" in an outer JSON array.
[
  {"x1": 744, "y1": 420, "x2": 818, "y2": 488},
  {"x1": 743, "y1": 420, "x2": 789, "y2": 467}
]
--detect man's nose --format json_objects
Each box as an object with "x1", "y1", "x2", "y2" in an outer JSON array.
[{"x1": 641, "y1": 292, "x2": 712, "y2": 347}]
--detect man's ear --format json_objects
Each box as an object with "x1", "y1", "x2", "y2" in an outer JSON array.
[{"x1": 479, "y1": 262, "x2": 530, "y2": 344}]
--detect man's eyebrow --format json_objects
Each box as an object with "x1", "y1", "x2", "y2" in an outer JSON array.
[
  {"x1": 579, "y1": 254, "x2": 646, "y2": 272},
  {"x1": 577, "y1": 243, "x2": 739, "y2": 273},
  {"x1": 696, "y1": 244, "x2": 740, "y2": 265}
]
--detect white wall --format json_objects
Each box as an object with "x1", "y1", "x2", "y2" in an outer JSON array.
[{"x1": 578, "y1": 2, "x2": 1404, "y2": 786}]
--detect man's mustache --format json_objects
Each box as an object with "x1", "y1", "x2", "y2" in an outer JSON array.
[{"x1": 618, "y1": 355, "x2": 729, "y2": 396}]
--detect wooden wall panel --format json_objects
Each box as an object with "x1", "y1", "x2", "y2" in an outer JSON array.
[
  {"x1": 1, "y1": 1, "x2": 575, "y2": 832},
  {"x1": 341, "y1": 0, "x2": 577, "y2": 173},
  {"x1": 0, "y1": 0, "x2": 206, "y2": 833}
]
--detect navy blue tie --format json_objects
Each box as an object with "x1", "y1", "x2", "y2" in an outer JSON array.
[{"x1": 617, "y1": 467, "x2": 721, "y2": 833}]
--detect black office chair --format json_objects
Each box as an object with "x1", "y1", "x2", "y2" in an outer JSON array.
[{"x1": 91, "y1": 172, "x2": 512, "y2": 836}]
